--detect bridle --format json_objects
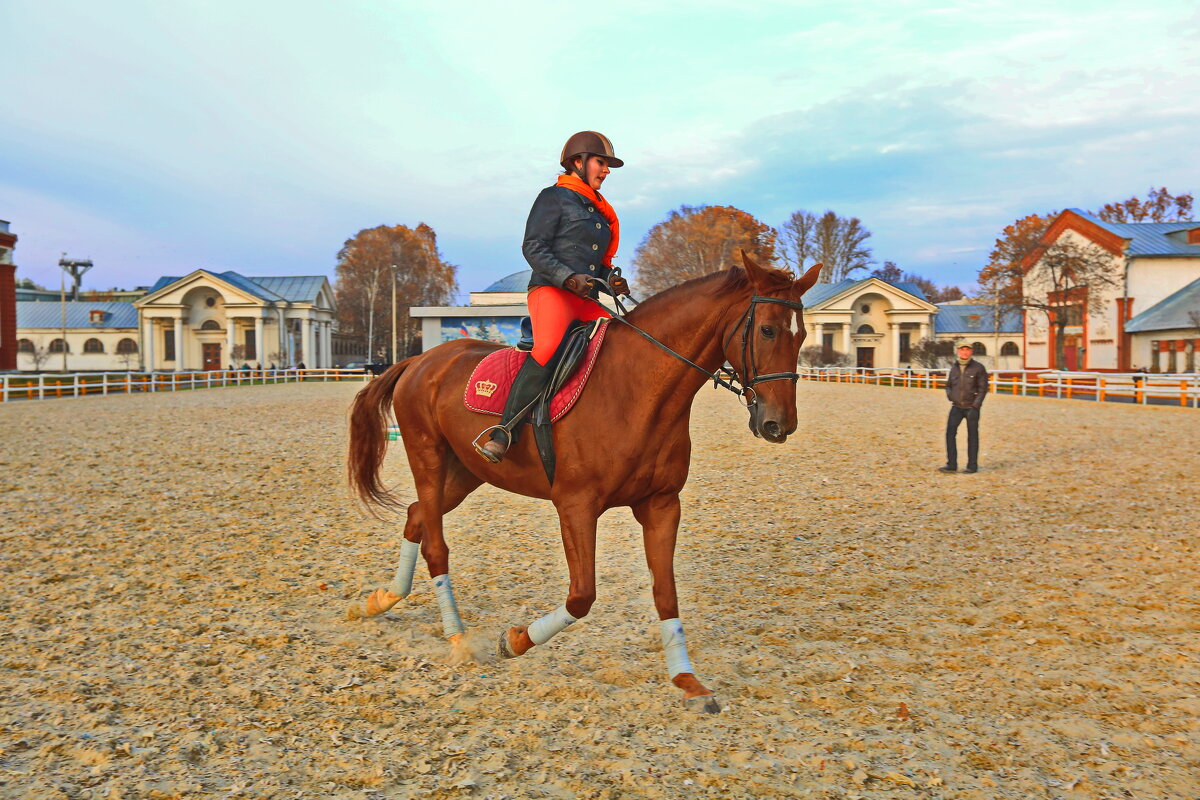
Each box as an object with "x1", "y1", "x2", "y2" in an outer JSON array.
[{"x1": 592, "y1": 274, "x2": 803, "y2": 412}]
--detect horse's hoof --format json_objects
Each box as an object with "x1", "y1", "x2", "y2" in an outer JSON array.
[
  {"x1": 683, "y1": 694, "x2": 722, "y2": 714},
  {"x1": 497, "y1": 629, "x2": 517, "y2": 659},
  {"x1": 364, "y1": 588, "x2": 402, "y2": 616}
]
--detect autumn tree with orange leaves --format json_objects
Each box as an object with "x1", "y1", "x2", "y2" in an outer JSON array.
[
  {"x1": 631, "y1": 205, "x2": 777, "y2": 297},
  {"x1": 334, "y1": 223, "x2": 458, "y2": 361},
  {"x1": 1096, "y1": 187, "x2": 1193, "y2": 224}
]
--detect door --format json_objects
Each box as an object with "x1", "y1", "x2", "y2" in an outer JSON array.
[
  {"x1": 1063, "y1": 335, "x2": 1079, "y2": 371},
  {"x1": 856, "y1": 347, "x2": 875, "y2": 368},
  {"x1": 202, "y1": 343, "x2": 222, "y2": 371}
]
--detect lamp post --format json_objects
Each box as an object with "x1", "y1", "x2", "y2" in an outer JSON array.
[{"x1": 390, "y1": 263, "x2": 397, "y2": 364}]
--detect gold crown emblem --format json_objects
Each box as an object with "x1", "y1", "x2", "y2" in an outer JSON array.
[{"x1": 475, "y1": 379, "x2": 497, "y2": 397}]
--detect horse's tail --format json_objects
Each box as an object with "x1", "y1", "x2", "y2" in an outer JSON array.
[{"x1": 348, "y1": 357, "x2": 416, "y2": 512}]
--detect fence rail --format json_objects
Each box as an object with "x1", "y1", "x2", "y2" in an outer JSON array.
[
  {"x1": 799, "y1": 367, "x2": 1200, "y2": 408},
  {"x1": 0, "y1": 369, "x2": 370, "y2": 403}
]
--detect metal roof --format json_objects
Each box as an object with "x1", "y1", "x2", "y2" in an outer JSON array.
[
  {"x1": 1125, "y1": 276, "x2": 1200, "y2": 333},
  {"x1": 1068, "y1": 209, "x2": 1200, "y2": 258},
  {"x1": 17, "y1": 301, "x2": 139, "y2": 329},
  {"x1": 934, "y1": 304, "x2": 1023, "y2": 334},
  {"x1": 482, "y1": 270, "x2": 533, "y2": 293},
  {"x1": 248, "y1": 276, "x2": 326, "y2": 303}
]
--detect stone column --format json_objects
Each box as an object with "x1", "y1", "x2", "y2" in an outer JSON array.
[
  {"x1": 226, "y1": 318, "x2": 236, "y2": 368},
  {"x1": 919, "y1": 322, "x2": 930, "y2": 343},
  {"x1": 173, "y1": 316, "x2": 184, "y2": 371},
  {"x1": 890, "y1": 323, "x2": 901, "y2": 366},
  {"x1": 842, "y1": 323, "x2": 852, "y2": 357},
  {"x1": 325, "y1": 322, "x2": 333, "y2": 367},
  {"x1": 302, "y1": 317, "x2": 313, "y2": 367},
  {"x1": 143, "y1": 318, "x2": 156, "y2": 371},
  {"x1": 254, "y1": 316, "x2": 265, "y2": 364}
]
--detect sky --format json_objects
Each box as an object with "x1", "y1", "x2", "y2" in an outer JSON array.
[{"x1": 3, "y1": 0, "x2": 1198, "y2": 298}]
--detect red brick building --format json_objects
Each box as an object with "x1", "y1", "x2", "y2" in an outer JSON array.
[{"x1": 0, "y1": 221, "x2": 17, "y2": 371}]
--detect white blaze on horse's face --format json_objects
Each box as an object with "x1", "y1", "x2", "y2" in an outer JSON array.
[{"x1": 789, "y1": 310, "x2": 800, "y2": 337}]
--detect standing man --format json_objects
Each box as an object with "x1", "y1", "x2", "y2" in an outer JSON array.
[{"x1": 940, "y1": 343, "x2": 989, "y2": 474}]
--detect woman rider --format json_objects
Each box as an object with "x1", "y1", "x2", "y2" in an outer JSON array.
[{"x1": 477, "y1": 131, "x2": 630, "y2": 463}]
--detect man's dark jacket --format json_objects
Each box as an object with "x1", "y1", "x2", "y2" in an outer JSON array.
[
  {"x1": 945, "y1": 359, "x2": 990, "y2": 408},
  {"x1": 522, "y1": 186, "x2": 615, "y2": 299}
]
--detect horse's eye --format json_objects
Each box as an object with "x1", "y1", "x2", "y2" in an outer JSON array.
[{"x1": 760, "y1": 325, "x2": 775, "y2": 339}]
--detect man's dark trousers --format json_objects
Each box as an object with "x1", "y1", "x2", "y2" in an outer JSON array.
[{"x1": 945, "y1": 406, "x2": 980, "y2": 469}]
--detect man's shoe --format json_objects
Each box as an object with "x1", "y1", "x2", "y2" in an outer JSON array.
[
  {"x1": 938, "y1": 465, "x2": 957, "y2": 473},
  {"x1": 963, "y1": 465, "x2": 978, "y2": 474}
]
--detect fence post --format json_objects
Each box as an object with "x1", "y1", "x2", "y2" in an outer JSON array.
[
  {"x1": 1181, "y1": 380, "x2": 1188, "y2": 407},
  {"x1": 1, "y1": 375, "x2": 6, "y2": 403}
]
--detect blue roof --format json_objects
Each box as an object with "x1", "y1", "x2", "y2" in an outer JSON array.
[
  {"x1": 934, "y1": 304, "x2": 1023, "y2": 334},
  {"x1": 482, "y1": 270, "x2": 532, "y2": 293},
  {"x1": 802, "y1": 277, "x2": 928, "y2": 306},
  {"x1": 17, "y1": 301, "x2": 139, "y2": 329},
  {"x1": 248, "y1": 276, "x2": 326, "y2": 303},
  {"x1": 1068, "y1": 209, "x2": 1200, "y2": 258},
  {"x1": 1125, "y1": 276, "x2": 1200, "y2": 333},
  {"x1": 145, "y1": 271, "x2": 329, "y2": 303}
]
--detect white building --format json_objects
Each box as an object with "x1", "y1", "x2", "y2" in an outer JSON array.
[
  {"x1": 16, "y1": 270, "x2": 337, "y2": 371},
  {"x1": 1021, "y1": 209, "x2": 1200, "y2": 371}
]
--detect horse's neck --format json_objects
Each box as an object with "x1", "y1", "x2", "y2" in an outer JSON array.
[{"x1": 621, "y1": 281, "x2": 749, "y2": 398}]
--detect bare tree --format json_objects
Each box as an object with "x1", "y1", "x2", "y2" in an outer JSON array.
[
  {"x1": 115, "y1": 350, "x2": 139, "y2": 371},
  {"x1": 815, "y1": 211, "x2": 872, "y2": 282},
  {"x1": 798, "y1": 346, "x2": 851, "y2": 367},
  {"x1": 230, "y1": 345, "x2": 249, "y2": 367},
  {"x1": 1096, "y1": 187, "x2": 1194, "y2": 223},
  {"x1": 28, "y1": 341, "x2": 53, "y2": 371},
  {"x1": 777, "y1": 210, "x2": 818, "y2": 272},
  {"x1": 910, "y1": 338, "x2": 955, "y2": 369}
]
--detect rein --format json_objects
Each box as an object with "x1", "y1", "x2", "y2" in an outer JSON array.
[{"x1": 589, "y1": 274, "x2": 803, "y2": 407}]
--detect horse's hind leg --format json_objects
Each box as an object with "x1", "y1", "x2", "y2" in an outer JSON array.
[{"x1": 363, "y1": 457, "x2": 482, "y2": 619}]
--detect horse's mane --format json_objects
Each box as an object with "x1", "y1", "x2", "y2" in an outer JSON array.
[{"x1": 627, "y1": 263, "x2": 796, "y2": 321}]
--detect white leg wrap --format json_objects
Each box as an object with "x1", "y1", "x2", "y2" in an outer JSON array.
[
  {"x1": 431, "y1": 574, "x2": 465, "y2": 638},
  {"x1": 387, "y1": 539, "x2": 421, "y2": 598},
  {"x1": 527, "y1": 605, "x2": 577, "y2": 646},
  {"x1": 660, "y1": 618, "x2": 694, "y2": 679}
]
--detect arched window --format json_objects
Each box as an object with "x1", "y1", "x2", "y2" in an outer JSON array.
[
  {"x1": 49, "y1": 338, "x2": 69, "y2": 353},
  {"x1": 116, "y1": 338, "x2": 139, "y2": 354},
  {"x1": 18, "y1": 339, "x2": 34, "y2": 353},
  {"x1": 857, "y1": 324, "x2": 875, "y2": 334},
  {"x1": 201, "y1": 319, "x2": 222, "y2": 331},
  {"x1": 84, "y1": 338, "x2": 105, "y2": 353},
  {"x1": 1001, "y1": 341, "x2": 1020, "y2": 356},
  {"x1": 971, "y1": 342, "x2": 987, "y2": 356}
]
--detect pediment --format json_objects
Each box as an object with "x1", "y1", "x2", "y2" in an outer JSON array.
[
  {"x1": 806, "y1": 277, "x2": 939, "y2": 313},
  {"x1": 136, "y1": 270, "x2": 266, "y2": 307}
]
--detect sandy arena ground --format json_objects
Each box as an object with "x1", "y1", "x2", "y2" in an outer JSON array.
[{"x1": 1, "y1": 378, "x2": 1198, "y2": 799}]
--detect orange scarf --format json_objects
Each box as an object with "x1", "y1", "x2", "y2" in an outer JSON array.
[{"x1": 556, "y1": 173, "x2": 619, "y2": 268}]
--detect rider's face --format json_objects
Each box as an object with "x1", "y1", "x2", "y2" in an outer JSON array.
[{"x1": 576, "y1": 155, "x2": 610, "y2": 191}]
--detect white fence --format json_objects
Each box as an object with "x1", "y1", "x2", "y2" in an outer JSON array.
[
  {"x1": 0, "y1": 368, "x2": 370, "y2": 403},
  {"x1": 799, "y1": 367, "x2": 1200, "y2": 408}
]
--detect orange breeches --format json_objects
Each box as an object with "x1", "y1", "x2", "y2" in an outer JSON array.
[{"x1": 527, "y1": 286, "x2": 611, "y2": 365}]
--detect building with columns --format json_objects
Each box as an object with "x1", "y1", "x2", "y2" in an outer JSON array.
[{"x1": 15, "y1": 270, "x2": 336, "y2": 371}]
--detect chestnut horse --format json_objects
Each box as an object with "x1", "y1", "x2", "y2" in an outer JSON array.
[{"x1": 348, "y1": 254, "x2": 823, "y2": 712}]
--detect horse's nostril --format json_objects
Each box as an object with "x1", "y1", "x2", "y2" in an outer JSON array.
[{"x1": 763, "y1": 421, "x2": 781, "y2": 438}]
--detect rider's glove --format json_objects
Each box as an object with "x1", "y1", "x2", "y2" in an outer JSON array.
[
  {"x1": 609, "y1": 275, "x2": 630, "y2": 296},
  {"x1": 563, "y1": 273, "x2": 593, "y2": 298}
]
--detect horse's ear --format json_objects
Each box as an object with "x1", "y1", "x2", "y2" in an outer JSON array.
[
  {"x1": 739, "y1": 248, "x2": 770, "y2": 288},
  {"x1": 796, "y1": 262, "x2": 823, "y2": 296}
]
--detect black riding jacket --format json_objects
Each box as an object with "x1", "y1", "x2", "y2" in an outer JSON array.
[
  {"x1": 522, "y1": 185, "x2": 615, "y2": 299},
  {"x1": 946, "y1": 359, "x2": 990, "y2": 408}
]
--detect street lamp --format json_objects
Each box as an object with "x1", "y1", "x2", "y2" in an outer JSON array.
[{"x1": 390, "y1": 264, "x2": 397, "y2": 364}]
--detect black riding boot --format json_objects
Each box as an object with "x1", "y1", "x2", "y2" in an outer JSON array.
[{"x1": 477, "y1": 356, "x2": 554, "y2": 463}]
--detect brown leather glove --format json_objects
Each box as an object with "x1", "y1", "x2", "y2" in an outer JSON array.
[
  {"x1": 563, "y1": 273, "x2": 593, "y2": 298},
  {"x1": 609, "y1": 275, "x2": 630, "y2": 295}
]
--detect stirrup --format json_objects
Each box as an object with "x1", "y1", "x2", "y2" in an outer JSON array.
[{"x1": 472, "y1": 425, "x2": 509, "y2": 463}]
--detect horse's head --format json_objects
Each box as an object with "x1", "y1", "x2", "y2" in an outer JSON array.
[{"x1": 722, "y1": 251, "x2": 823, "y2": 443}]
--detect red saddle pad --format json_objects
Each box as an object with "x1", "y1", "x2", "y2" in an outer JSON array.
[{"x1": 464, "y1": 320, "x2": 610, "y2": 422}]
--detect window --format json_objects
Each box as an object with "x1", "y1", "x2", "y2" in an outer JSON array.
[
  {"x1": 899, "y1": 332, "x2": 911, "y2": 362},
  {"x1": 49, "y1": 338, "x2": 69, "y2": 353},
  {"x1": 201, "y1": 319, "x2": 222, "y2": 331},
  {"x1": 164, "y1": 330, "x2": 175, "y2": 361},
  {"x1": 84, "y1": 338, "x2": 104, "y2": 353},
  {"x1": 116, "y1": 338, "x2": 138, "y2": 354},
  {"x1": 860, "y1": 304, "x2": 871, "y2": 314},
  {"x1": 967, "y1": 315, "x2": 981, "y2": 330},
  {"x1": 245, "y1": 329, "x2": 257, "y2": 360},
  {"x1": 18, "y1": 339, "x2": 34, "y2": 353},
  {"x1": 205, "y1": 296, "x2": 217, "y2": 307},
  {"x1": 1001, "y1": 341, "x2": 1020, "y2": 356},
  {"x1": 857, "y1": 324, "x2": 875, "y2": 334},
  {"x1": 971, "y1": 342, "x2": 987, "y2": 356},
  {"x1": 1056, "y1": 305, "x2": 1083, "y2": 326},
  {"x1": 822, "y1": 332, "x2": 834, "y2": 359},
  {"x1": 89, "y1": 310, "x2": 106, "y2": 324}
]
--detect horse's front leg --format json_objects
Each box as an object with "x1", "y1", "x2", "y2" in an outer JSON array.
[
  {"x1": 498, "y1": 500, "x2": 597, "y2": 659},
  {"x1": 633, "y1": 492, "x2": 721, "y2": 714}
]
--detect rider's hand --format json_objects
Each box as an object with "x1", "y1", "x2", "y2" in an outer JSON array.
[
  {"x1": 563, "y1": 273, "x2": 593, "y2": 298},
  {"x1": 609, "y1": 275, "x2": 630, "y2": 296}
]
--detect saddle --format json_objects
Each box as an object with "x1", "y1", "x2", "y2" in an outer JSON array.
[{"x1": 465, "y1": 318, "x2": 610, "y2": 482}]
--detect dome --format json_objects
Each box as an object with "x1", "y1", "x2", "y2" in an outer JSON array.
[{"x1": 481, "y1": 270, "x2": 532, "y2": 293}]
